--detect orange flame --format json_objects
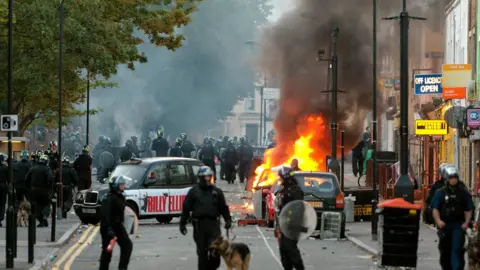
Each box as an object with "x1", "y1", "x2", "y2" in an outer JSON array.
[{"x1": 252, "y1": 115, "x2": 329, "y2": 191}]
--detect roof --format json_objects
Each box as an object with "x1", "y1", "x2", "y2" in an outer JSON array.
[
  {"x1": 119, "y1": 157, "x2": 201, "y2": 166},
  {"x1": 294, "y1": 171, "x2": 336, "y2": 177}
]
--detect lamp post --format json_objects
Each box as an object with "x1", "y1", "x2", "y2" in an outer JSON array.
[
  {"x1": 371, "y1": 0, "x2": 379, "y2": 241},
  {"x1": 57, "y1": 0, "x2": 65, "y2": 224},
  {"x1": 86, "y1": 71, "x2": 90, "y2": 145},
  {"x1": 384, "y1": 0, "x2": 425, "y2": 203}
]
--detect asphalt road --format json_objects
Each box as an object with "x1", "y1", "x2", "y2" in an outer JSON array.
[{"x1": 51, "y1": 177, "x2": 378, "y2": 270}]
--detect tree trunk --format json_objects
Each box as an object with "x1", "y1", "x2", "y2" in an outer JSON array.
[{"x1": 19, "y1": 114, "x2": 35, "y2": 136}]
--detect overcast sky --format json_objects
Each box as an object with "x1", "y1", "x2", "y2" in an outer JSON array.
[{"x1": 269, "y1": 0, "x2": 295, "y2": 22}]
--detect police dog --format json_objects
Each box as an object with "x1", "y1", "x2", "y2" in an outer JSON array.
[
  {"x1": 17, "y1": 199, "x2": 31, "y2": 227},
  {"x1": 209, "y1": 236, "x2": 251, "y2": 270}
]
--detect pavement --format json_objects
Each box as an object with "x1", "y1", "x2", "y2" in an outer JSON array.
[{"x1": 49, "y1": 175, "x2": 380, "y2": 270}]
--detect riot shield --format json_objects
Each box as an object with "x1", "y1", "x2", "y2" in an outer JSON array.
[
  {"x1": 278, "y1": 200, "x2": 317, "y2": 241},
  {"x1": 124, "y1": 206, "x2": 139, "y2": 240},
  {"x1": 99, "y1": 151, "x2": 115, "y2": 169}
]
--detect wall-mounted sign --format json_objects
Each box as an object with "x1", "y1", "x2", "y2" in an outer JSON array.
[
  {"x1": 415, "y1": 120, "x2": 448, "y2": 135},
  {"x1": 414, "y1": 74, "x2": 442, "y2": 95},
  {"x1": 442, "y1": 64, "x2": 471, "y2": 99},
  {"x1": 467, "y1": 108, "x2": 480, "y2": 130}
]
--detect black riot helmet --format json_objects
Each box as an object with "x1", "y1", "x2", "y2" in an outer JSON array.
[
  {"x1": 181, "y1": 133, "x2": 187, "y2": 140},
  {"x1": 197, "y1": 166, "x2": 214, "y2": 189},
  {"x1": 131, "y1": 136, "x2": 138, "y2": 142},
  {"x1": 203, "y1": 137, "x2": 209, "y2": 145},
  {"x1": 99, "y1": 136, "x2": 105, "y2": 144},
  {"x1": 239, "y1": 136, "x2": 246, "y2": 144},
  {"x1": 125, "y1": 139, "x2": 133, "y2": 147},
  {"x1": 175, "y1": 138, "x2": 182, "y2": 146}
]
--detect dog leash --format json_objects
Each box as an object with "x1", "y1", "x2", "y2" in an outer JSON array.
[{"x1": 226, "y1": 228, "x2": 236, "y2": 241}]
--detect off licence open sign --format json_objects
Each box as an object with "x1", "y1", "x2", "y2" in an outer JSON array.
[
  {"x1": 415, "y1": 120, "x2": 448, "y2": 135},
  {"x1": 414, "y1": 74, "x2": 442, "y2": 95}
]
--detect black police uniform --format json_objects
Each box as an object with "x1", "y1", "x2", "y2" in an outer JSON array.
[
  {"x1": 198, "y1": 145, "x2": 218, "y2": 181},
  {"x1": 221, "y1": 144, "x2": 239, "y2": 184},
  {"x1": 424, "y1": 179, "x2": 448, "y2": 225},
  {"x1": 219, "y1": 138, "x2": 228, "y2": 179},
  {"x1": 99, "y1": 191, "x2": 132, "y2": 270},
  {"x1": 14, "y1": 159, "x2": 31, "y2": 203},
  {"x1": 432, "y1": 182, "x2": 473, "y2": 270},
  {"x1": 55, "y1": 163, "x2": 79, "y2": 216},
  {"x1": 151, "y1": 137, "x2": 170, "y2": 157},
  {"x1": 180, "y1": 183, "x2": 231, "y2": 270},
  {"x1": 181, "y1": 139, "x2": 196, "y2": 158},
  {"x1": 351, "y1": 141, "x2": 365, "y2": 177},
  {"x1": 169, "y1": 145, "x2": 183, "y2": 157},
  {"x1": 0, "y1": 161, "x2": 8, "y2": 226},
  {"x1": 278, "y1": 177, "x2": 305, "y2": 270},
  {"x1": 237, "y1": 143, "x2": 253, "y2": 183},
  {"x1": 26, "y1": 163, "x2": 54, "y2": 227},
  {"x1": 48, "y1": 152, "x2": 60, "y2": 172},
  {"x1": 120, "y1": 147, "x2": 133, "y2": 162},
  {"x1": 73, "y1": 154, "x2": 93, "y2": 190}
]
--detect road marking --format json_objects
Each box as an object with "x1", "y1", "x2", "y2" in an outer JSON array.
[
  {"x1": 64, "y1": 225, "x2": 100, "y2": 270},
  {"x1": 52, "y1": 225, "x2": 95, "y2": 270},
  {"x1": 255, "y1": 225, "x2": 282, "y2": 267}
]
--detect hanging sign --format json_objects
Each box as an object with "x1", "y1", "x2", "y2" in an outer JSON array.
[
  {"x1": 414, "y1": 74, "x2": 442, "y2": 95},
  {"x1": 467, "y1": 108, "x2": 480, "y2": 130},
  {"x1": 415, "y1": 120, "x2": 448, "y2": 135}
]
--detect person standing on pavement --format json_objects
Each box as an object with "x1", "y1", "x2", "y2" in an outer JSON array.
[
  {"x1": 180, "y1": 133, "x2": 196, "y2": 158},
  {"x1": 179, "y1": 166, "x2": 232, "y2": 270},
  {"x1": 14, "y1": 150, "x2": 32, "y2": 203},
  {"x1": 73, "y1": 145, "x2": 93, "y2": 191},
  {"x1": 0, "y1": 155, "x2": 8, "y2": 227},
  {"x1": 56, "y1": 157, "x2": 79, "y2": 218},
  {"x1": 25, "y1": 154, "x2": 54, "y2": 227},
  {"x1": 432, "y1": 166, "x2": 473, "y2": 270},
  {"x1": 168, "y1": 138, "x2": 184, "y2": 157},
  {"x1": 99, "y1": 175, "x2": 133, "y2": 270},
  {"x1": 221, "y1": 140, "x2": 239, "y2": 184},
  {"x1": 350, "y1": 140, "x2": 365, "y2": 177},
  {"x1": 237, "y1": 136, "x2": 253, "y2": 184},
  {"x1": 151, "y1": 129, "x2": 170, "y2": 157},
  {"x1": 277, "y1": 166, "x2": 305, "y2": 270},
  {"x1": 198, "y1": 137, "x2": 218, "y2": 183}
]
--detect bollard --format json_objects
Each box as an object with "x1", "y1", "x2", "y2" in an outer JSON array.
[
  {"x1": 51, "y1": 199, "x2": 57, "y2": 242},
  {"x1": 344, "y1": 194, "x2": 356, "y2": 223},
  {"x1": 13, "y1": 201, "x2": 17, "y2": 258},
  {"x1": 6, "y1": 205, "x2": 15, "y2": 268},
  {"x1": 28, "y1": 210, "x2": 35, "y2": 264},
  {"x1": 32, "y1": 203, "x2": 36, "y2": 245}
]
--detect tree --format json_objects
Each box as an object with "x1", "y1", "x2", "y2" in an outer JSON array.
[{"x1": 0, "y1": 0, "x2": 201, "y2": 135}]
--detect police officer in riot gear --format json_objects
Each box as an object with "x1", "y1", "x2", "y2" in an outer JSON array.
[
  {"x1": 99, "y1": 175, "x2": 133, "y2": 270},
  {"x1": 151, "y1": 129, "x2": 170, "y2": 157},
  {"x1": 26, "y1": 154, "x2": 54, "y2": 227},
  {"x1": 198, "y1": 137, "x2": 219, "y2": 183},
  {"x1": 120, "y1": 140, "x2": 134, "y2": 162},
  {"x1": 180, "y1": 166, "x2": 232, "y2": 270},
  {"x1": 277, "y1": 166, "x2": 305, "y2": 270},
  {"x1": 14, "y1": 150, "x2": 32, "y2": 204},
  {"x1": 56, "y1": 157, "x2": 79, "y2": 217},
  {"x1": 219, "y1": 136, "x2": 229, "y2": 179},
  {"x1": 47, "y1": 141, "x2": 60, "y2": 172},
  {"x1": 74, "y1": 145, "x2": 93, "y2": 191},
  {"x1": 221, "y1": 140, "x2": 239, "y2": 184},
  {"x1": 432, "y1": 166, "x2": 474, "y2": 270},
  {"x1": 0, "y1": 155, "x2": 7, "y2": 227},
  {"x1": 180, "y1": 133, "x2": 196, "y2": 158},
  {"x1": 237, "y1": 136, "x2": 253, "y2": 184},
  {"x1": 169, "y1": 138, "x2": 183, "y2": 157},
  {"x1": 424, "y1": 163, "x2": 451, "y2": 225},
  {"x1": 130, "y1": 136, "x2": 140, "y2": 157}
]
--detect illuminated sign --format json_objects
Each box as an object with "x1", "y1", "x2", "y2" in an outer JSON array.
[
  {"x1": 414, "y1": 74, "x2": 442, "y2": 95},
  {"x1": 415, "y1": 120, "x2": 448, "y2": 135}
]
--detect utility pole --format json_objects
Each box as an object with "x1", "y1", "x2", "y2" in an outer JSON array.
[
  {"x1": 371, "y1": 0, "x2": 379, "y2": 241},
  {"x1": 384, "y1": 0, "x2": 425, "y2": 203},
  {"x1": 57, "y1": 0, "x2": 65, "y2": 224},
  {"x1": 86, "y1": 71, "x2": 90, "y2": 145},
  {"x1": 328, "y1": 27, "x2": 340, "y2": 178},
  {"x1": 6, "y1": 0, "x2": 15, "y2": 266}
]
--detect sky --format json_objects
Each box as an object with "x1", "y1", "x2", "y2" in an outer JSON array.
[{"x1": 269, "y1": 0, "x2": 295, "y2": 22}]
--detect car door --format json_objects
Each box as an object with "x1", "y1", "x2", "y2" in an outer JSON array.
[
  {"x1": 139, "y1": 162, "x2": 170, "y2": 216},
  {"x1": 167, "y1": 161, "x2": 195, "y2": 214}
]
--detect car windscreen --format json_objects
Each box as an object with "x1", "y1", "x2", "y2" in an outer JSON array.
[
  {"x1": 295, "y1": 174, "x2": 337, "y2": 194},
  {"x1": 101, "y1": 165, "x2": 147, "y2": 189}
]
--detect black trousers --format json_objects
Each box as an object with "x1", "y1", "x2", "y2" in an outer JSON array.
[
  {"x1": 352, "y1": 154, "x2": 364, "y2": 176},
  {"x1": 30, "y1": 188, "x2": 51, "y2": 224},
  {"x1": 99, "y1": 226, "x2": 133, "y2": 270},
  {"x1": 238, "y1": 161, "x2": 251, "y2": 184},
  {"x1": 224, "y1": 164, "x2": 236, "y2": 184},
  {"x1": 220, "y1": 161, "x2": 225, "y2": 179},
  {"x1": 193, "y1": 219, "x2": 221, "y2": 270},
  {"x1": 279, "y1": 233, "x2": 304, "y2": 270},
  {"x1": 203, "y1": 160, "x2": 216, "y2": 182},
  {"x1": 0, "y1": 188, "x2": 6, "y2": 222}
]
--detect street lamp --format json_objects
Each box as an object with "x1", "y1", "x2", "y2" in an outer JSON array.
[
  {"x1": 371, "y1": 0, "x2": 379, "y2": 241},
  {"x1": 384, "y1": 0, "x2": 425, "y2": 203},
  {"x1": 86, "y1": 71, "x2": 90, "y2": 145},
  {"x1": 317, "y1": 27, "x2": 341, "y2": 179},
  {"x1": 245, "y1": 40, "x2": 267, "y2": 145},
  {"x1": 57, "y1": 0, "x2": 65, "y2": 225}
]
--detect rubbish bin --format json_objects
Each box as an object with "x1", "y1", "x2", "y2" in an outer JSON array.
[
  {"x1": 377, "y1": 198, "x2": 421, "y2": 268},
  {"x1": 344, "y1": 194, "x2": 356, "y2": 223}
]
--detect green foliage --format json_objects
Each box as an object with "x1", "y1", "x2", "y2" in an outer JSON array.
[{"x1": 0, "y1": 0, "x2": 201, "y2": 134}]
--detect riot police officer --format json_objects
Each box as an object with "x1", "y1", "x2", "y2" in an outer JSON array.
[
  {"x1": 198, "y1": 137, "x2": 218, "y2": 183},
  {"x1": 0, "y1": 155, "x2": 7, "y2": 227},
  {"x1": 151, "y1": 129, "x2": 170, "y2": 157},
  {"x1": 179, "y1": 166, "x2": 232, "y2": 270},
  {"x1": 237, "y1": 137, "x2": 253, "y2": 184},
  {"x1": 26, "y1": 154, "x2": 54, "y2": 227},
  {"x1": 73, "y1": 146, "x2": 93, "y2": 191},
  {"x1": 99, "y1": 175, "x2": 133, "y2": 270},
  {"x1": 432, "y1": 166, "x2": 473, "y2": 270},
  {"x1": 219, "y1": 136, "x2": 229, "y2": 179},
  {"x1": 120, "y1": 140, "x2": 133, "y2": 162},
  {"x1": 56, "y1": 157, "x2": 79, "y2": 218},
  {"x1": 130, "y1": 136, "x2": 140, "y2": 157},
  {"x1": 424, "y1": 163, "x2": 451, "y2": 225},
  {"x1": 180, "y1": 133, "x2": 196, "y2": 158},
  {"x1": 221, "y1": 140, "x2": 239, "y2": 184},
  {"x1": 277, "y1": 166, "x2": 305, "y2": 270},
  {"x1": 169, "y1": 138, "x2": 183, "y2": 157},
  {"x1": 14, "y1": 150, "x2": 32, "y2": 203}
]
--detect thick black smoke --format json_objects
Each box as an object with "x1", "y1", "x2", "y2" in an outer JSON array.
[{"x1": 257, "y1": 0, "x2": 447, "y2": 155}]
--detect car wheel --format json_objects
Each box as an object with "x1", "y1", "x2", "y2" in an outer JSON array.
[
  {"x1": 79, "y1": 216, "x2": 100, "y2": 225},
  {"x1": 156, "y1": 216, "x2": 173, "y2": 224},
  {"x1": 125, "y1": 201, "x2": 139, "y2": 218}
]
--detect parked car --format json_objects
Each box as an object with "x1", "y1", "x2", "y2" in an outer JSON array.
[
  {"x1": 73, "y1": 157, "x2": 203, "y2": 225},
  {"x1": 272, "y1": 171, "x2": 346, "y2": 238}
]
